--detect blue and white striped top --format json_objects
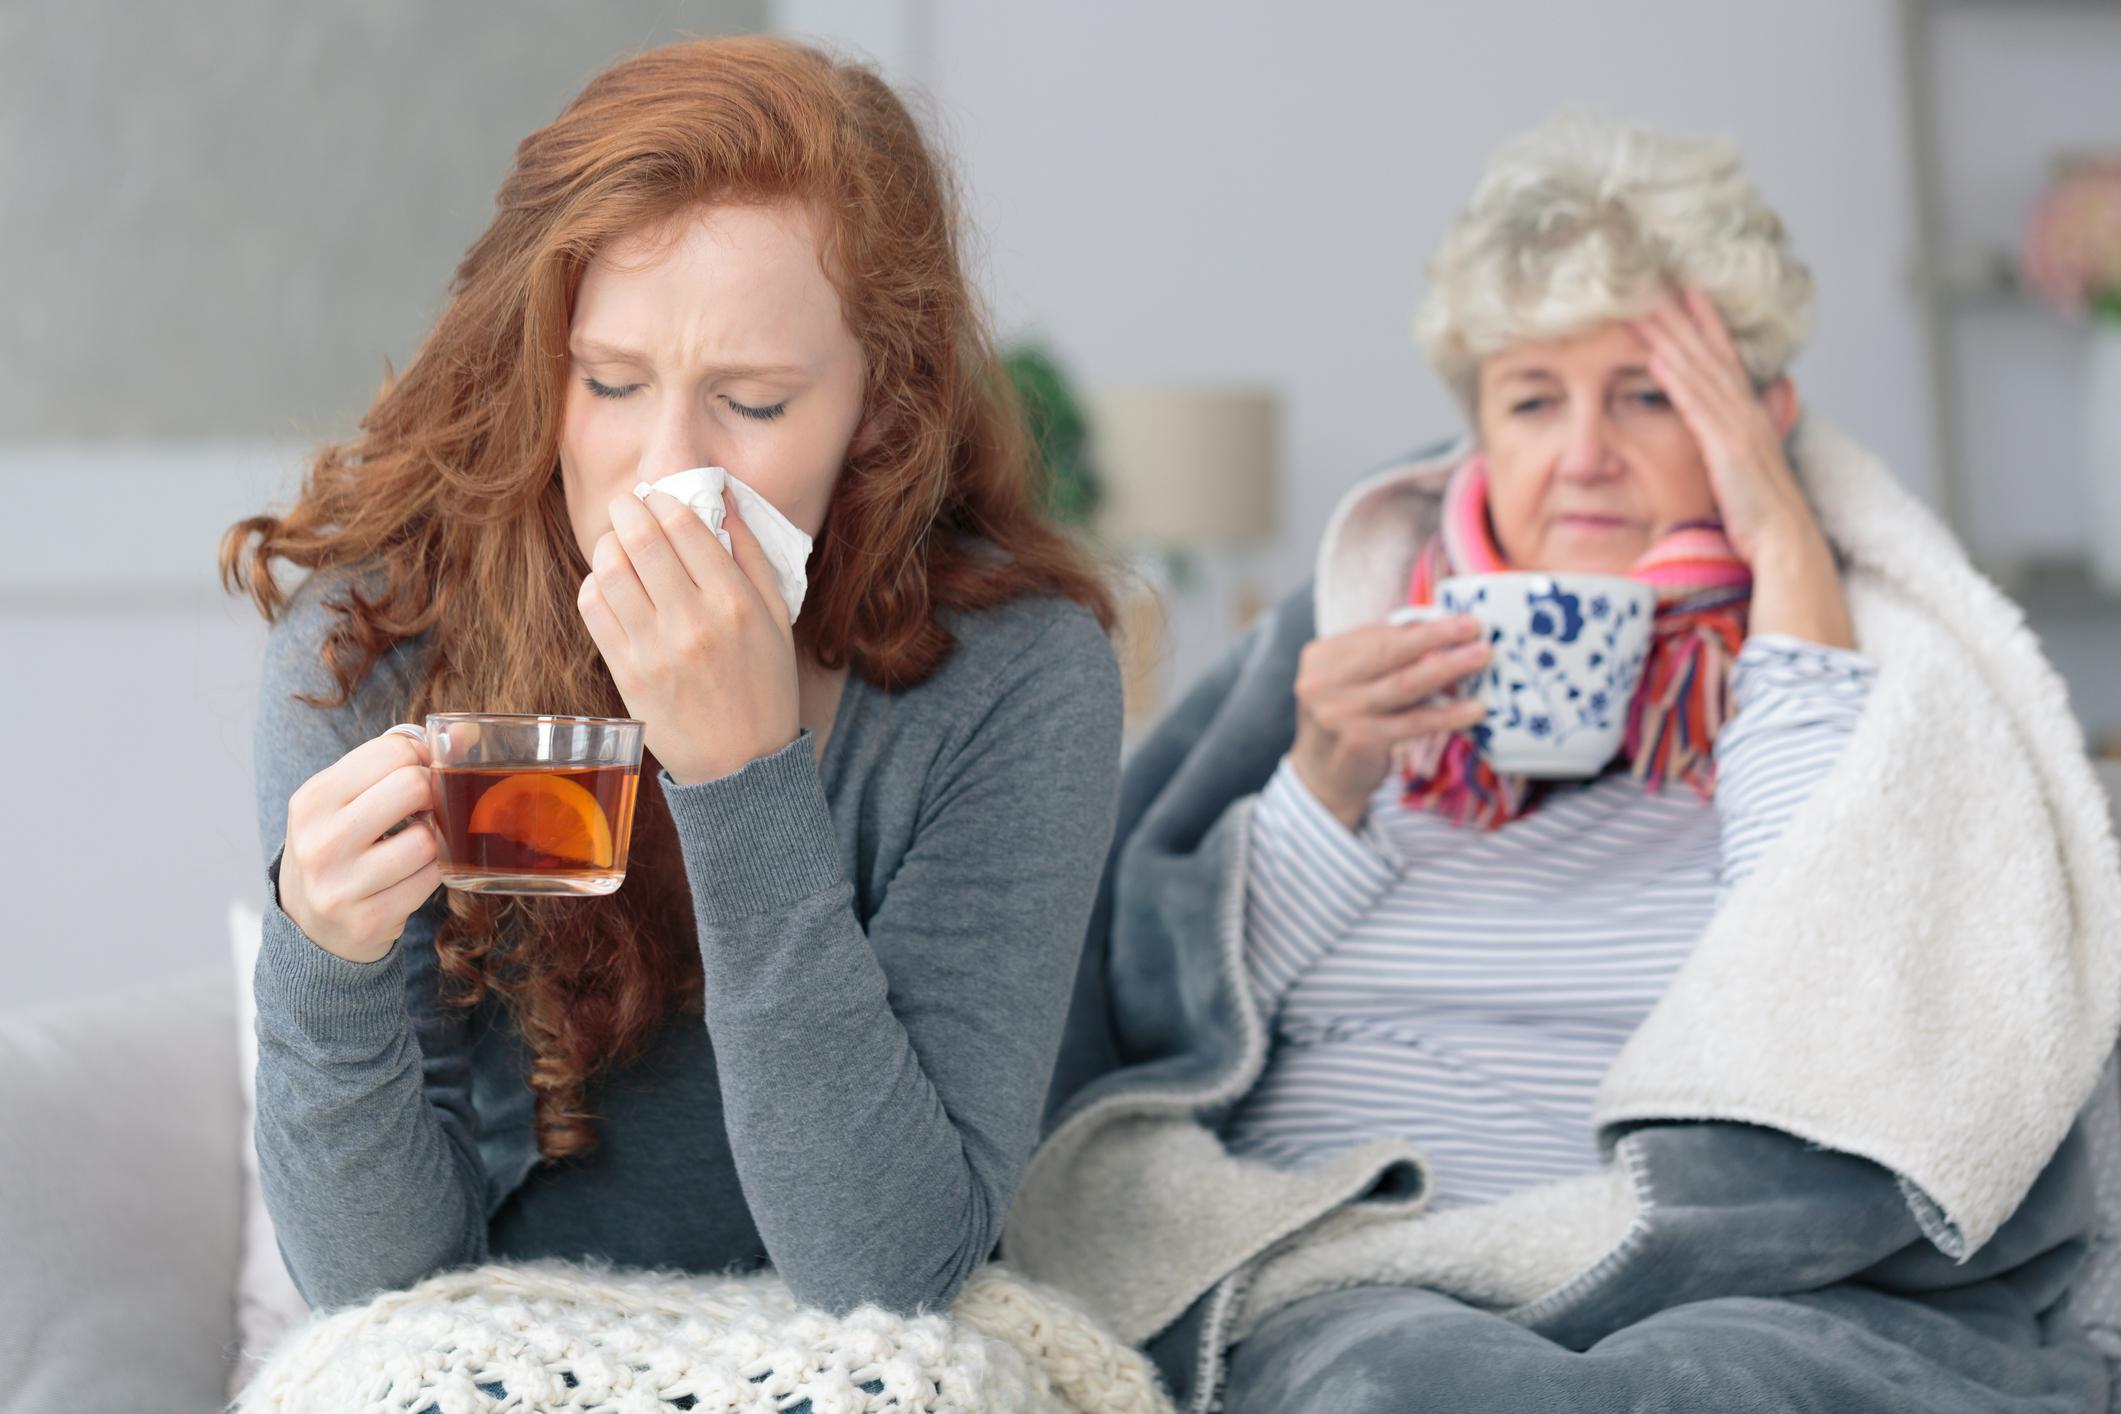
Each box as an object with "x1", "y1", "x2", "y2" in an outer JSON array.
[{"x1": 1226, "y1": 634, "x2": 1877, "y2": 1208}]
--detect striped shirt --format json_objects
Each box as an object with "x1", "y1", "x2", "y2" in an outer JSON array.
[{"x1": 1226, "y1": 634, "x2": 1877, "y2": 1208}]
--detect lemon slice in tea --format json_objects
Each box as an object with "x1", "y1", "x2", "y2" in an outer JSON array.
[{"x1": 466, "y1": 773, "x2": 614, "y2": 867}]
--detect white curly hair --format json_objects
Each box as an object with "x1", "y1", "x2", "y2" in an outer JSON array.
[{"x1": 1416, "y1": 110, "x2": 1816, "y2": 417}]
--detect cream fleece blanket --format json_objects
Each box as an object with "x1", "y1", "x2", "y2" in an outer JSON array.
[
  {"x1": 1006, "y1": 417, "x2": 2121, "y2": 1351},
  {"x1": 235, "y1": 1261, "x2": 1171, "y2": 1414}
]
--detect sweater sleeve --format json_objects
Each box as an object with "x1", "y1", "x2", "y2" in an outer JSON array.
[
  {"x1": 247, "y1": 583, "x2": 486, "y2": 1309},
  {"x1": 662, "y1": 604, "x2": 1121, "y2": 1317},
  {"x1": 1715, "y1": 632, "x2": 1878, "y2": 891},
  {"x1": 1243, "y1": 756, "x2": 1400, "y2": 1019}
]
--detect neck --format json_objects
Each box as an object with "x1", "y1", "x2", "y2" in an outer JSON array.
[{"x1": 797, "y1": 652, "x2": 849, "y2": 761}]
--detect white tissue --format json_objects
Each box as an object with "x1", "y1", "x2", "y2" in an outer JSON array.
[{"x1": 633, "y1": 468, "x2": 813, "y2": 624}]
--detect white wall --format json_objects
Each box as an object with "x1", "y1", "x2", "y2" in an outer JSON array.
[
  {"x1": 1, "y1": 0, "x2": 763, "y2": 441},
  {"x1": 0, "y1": 601, "x2": 269, "y2": 1010},
  {"x1": 0, "y1": 444, "x2": 293, "y2": 1012}
]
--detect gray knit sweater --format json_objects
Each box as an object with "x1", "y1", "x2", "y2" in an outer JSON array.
[{"x1": 250, "y1": 572, "x2": 1122, "y2": 1316}]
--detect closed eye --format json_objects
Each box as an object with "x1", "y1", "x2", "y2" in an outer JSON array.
[
  {"x1": 725, "y1": 397, "x2": 788, "y2": 421},
  {"x1": 1509, "y1": 395, "x2": 1556, "y2": 416},
  {"x1": 583, "y1": 376, "x2": 642, "y2": 400}
]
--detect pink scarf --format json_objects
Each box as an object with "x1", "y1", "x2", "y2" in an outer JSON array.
[{"x1": 1399, "y1": 456, "x2": 1753, "y2": 829}]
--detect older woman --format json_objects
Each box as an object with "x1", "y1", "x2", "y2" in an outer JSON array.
[{"x1": 1006, "y1": 114, "x2": 2121, "y2": 1414}]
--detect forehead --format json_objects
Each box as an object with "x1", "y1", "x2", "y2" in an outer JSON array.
[
  {"x1": 1482, "y1": 322, "x2": 1652, "y2": 384},
  {"x1": 571, "y1": 200, "x2": 843, "y2": 348}
]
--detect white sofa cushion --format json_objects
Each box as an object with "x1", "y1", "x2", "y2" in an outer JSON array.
[
  {"x1": 229, "y1": 900, "x2": 309, "y2": 1393},
  {"x1": 0, "y1": 975, "x2": 243, "y2": 1412}
]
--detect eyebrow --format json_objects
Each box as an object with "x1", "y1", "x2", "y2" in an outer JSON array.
[
  {"x1": 1491, "y1": 363, "x2": 1657, "y2": 383},
  {"x1": 569, "y1": 339, "x2": 808, "y2": 378}
]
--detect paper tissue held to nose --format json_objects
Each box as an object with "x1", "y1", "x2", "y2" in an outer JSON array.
[{"x1": 632, "y1": 468, "x2": 813, "y2": 624}]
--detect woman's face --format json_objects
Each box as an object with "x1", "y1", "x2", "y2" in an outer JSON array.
[
  {"x1": 558, "y1": 201, "x2": 878, "y2": 559},
  {"x1": 1476, "y1": 320, "x2": 1720, "y2": 574}
]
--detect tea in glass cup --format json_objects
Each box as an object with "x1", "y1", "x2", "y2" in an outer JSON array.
[{"x1": 391, "y1": 713, "x2": 645, "y2": 896}]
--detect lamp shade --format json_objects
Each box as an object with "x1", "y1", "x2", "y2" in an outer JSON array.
[{"x1": 1087, "y1": 385, "x2": 1279, "y2": 544}]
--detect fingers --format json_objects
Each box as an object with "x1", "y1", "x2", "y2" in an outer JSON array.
[
  {"x1": 599, "y1": 493, "x2": 693, "y2": 616},
  {"x1": 577, "y1": 568, "x2": 628, "y2": 663},
  {"x1": 1370, "y1": 695, "x2": 1488, "y2": 744},
  {"x1": 1681, "y1": 286, "x2": 1747, "y2": 368},
  {"x1": 282, "y1": 743, "x2": 442, "y2": 960},
  {"x1": 293, "y1": 732, "x2": 427, "y2": 818},
  {"x1": 589, "y1": 491, "x2": 777, "y2": 650},
  {"x1": 368, "y1": 855, "x2": 444, "y2": 936},
  {"x1": 1354, "y1": 639, "x2": 1491, "y2": 715},
  {"x1": 641, "y1": 489, "x2": 738, "y2": 589},
  {"x1": 294, "y1": 831, "x2": 440, "y2": 953},
  {"x1": 292, "y1": 760, "x2": 433, "y2": 875},
  {"x1": 720, "y1": 492, "x2": 790, "y2": 629},
  {"x1": 1306, "y1": 616, "x2": 1482, "y2": 688},
  {"x1": 587, "y1": 527, "x2": 658, "y2": 647},
  {"x1": 1635, "y1": 291, "x2": 1754, "y2": 412},
  {"x1": 309, "y1": 814, "x2": 440, "y2": 918},
  {"x1": 1298, "y1": 622, "x2": 1490, "y2": 742},
  {"x1": 1289, "y1": 620, "x2": 1492, "y2": 829}
]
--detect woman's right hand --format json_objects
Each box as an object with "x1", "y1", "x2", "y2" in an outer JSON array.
[
  {"x1": 278, "y1": 732, "x2": 443, "y2": 963},
  {"x1": 1290, "y1": 616, "x2": 1490, "y2": 831}
]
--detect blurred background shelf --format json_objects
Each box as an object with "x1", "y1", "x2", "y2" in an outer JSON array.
[
  {"x1": 1898, "y1": 0, "x2": 2121, "y2": 755},
  {"x1": 1900, "y1": 0, "x2": 2121, "y2": 549}
]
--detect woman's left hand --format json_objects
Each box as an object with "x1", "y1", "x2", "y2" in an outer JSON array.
[
  {"x1": 577, "y1": 488, "x2": 800, "y2": 786},
  {"x1": 1633, "y1": 288, "x2": 1854, "y2": 649}
]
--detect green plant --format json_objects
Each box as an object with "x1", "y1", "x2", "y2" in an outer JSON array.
[{"x1": 1003, "y1": 342, "x2": 1100, "y2": 528}]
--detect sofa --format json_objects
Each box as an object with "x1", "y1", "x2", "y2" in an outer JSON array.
[{"x1": 5, "y1": 764, "x2": 2121, "y2": 1414}]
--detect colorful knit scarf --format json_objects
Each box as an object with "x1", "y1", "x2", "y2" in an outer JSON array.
[{"x1": 1399, "y1": 455, "x2": 1753, "y2": 829}]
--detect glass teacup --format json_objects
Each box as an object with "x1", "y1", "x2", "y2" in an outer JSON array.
[{"x1": 389, "y1": 713, "x2": 645, "y2": 896}]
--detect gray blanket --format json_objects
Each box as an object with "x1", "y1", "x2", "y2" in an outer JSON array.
[{"x1": 1006, "y1": 422, "x2": 2121, "y2": 1413}]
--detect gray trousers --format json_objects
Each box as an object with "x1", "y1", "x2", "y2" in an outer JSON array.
[{"x1": 1222, "y1": 1283, "x2": 2109, "y2": 1414}]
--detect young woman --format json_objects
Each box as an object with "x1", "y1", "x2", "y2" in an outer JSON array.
[{"x1": 224, "y1": 36, "x2": 1121, "y2": 1318}]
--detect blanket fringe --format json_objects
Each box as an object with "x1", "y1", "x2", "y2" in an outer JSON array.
[{"x1": 234, "y1": 1261, "x2": 1171, "y2": 1414}]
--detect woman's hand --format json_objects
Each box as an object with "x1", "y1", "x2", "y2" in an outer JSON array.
[
  {"x1": 577, "y1": 488, "x2": 799, "y2": 786},
  {"x1": 280, "y1": 732, "x2": 442, "y2": 964},
  {"x1": 1290, "y1": 616, "x2": 1490, "y2": 831},
  {"x1": 1633, "y1": 288, "x2": 1854, "y2": 649}
]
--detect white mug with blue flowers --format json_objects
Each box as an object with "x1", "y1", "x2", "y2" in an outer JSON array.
[{"x1": 1391, "y1": 572, "x2": 1655, "y2": 778}]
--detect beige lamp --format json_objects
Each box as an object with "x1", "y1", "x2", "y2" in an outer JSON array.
[
  {"x1": 1086, "y1": 385, "x2": 1281, "y2": 727},
  {"x1": 1088, "y1": 386, "x2": 1280, "y2": 546}
]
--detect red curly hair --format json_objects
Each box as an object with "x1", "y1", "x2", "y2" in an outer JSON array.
[{"x1": 222, "y1": 35, "x2": 1115, "y2": 1159}]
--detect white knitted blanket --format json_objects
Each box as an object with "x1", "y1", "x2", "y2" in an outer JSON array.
[{"x1": 234, "y1": 1261, "x2": 1171, "y2": 1414}]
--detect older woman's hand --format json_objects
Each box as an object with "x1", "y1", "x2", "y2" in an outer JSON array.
[
  {"x1": 1633, "y1": 289, "x2": 1853, "y2": 649},
  {"x1": 1291, "y1": 617, "x2": 1490, "y2": 831}
]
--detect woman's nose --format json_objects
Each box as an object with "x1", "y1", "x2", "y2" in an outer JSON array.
[
  {"x1": 1555, "y1": 406, "x2": 1622, "y2": 482},
  {"x1": 635, "y1": 397, "x2": 719, "y2": 485}
]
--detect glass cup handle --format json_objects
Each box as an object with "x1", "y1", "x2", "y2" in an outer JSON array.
[{"x1": 384, "y1": 723, "x2": 428, "y2": 747}]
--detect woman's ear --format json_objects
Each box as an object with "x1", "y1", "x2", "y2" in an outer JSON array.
[
  {"x1": 1764, "y1": 377, "x2": 1800, "y2": 438},
  {"x1": 850, "y1": 405, "x2": 897, "y2": 460}
]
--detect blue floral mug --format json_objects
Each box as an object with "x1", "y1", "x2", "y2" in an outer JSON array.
[{"x1": 1391, "y1": 571, "x2": 1654, "y2": 778}]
